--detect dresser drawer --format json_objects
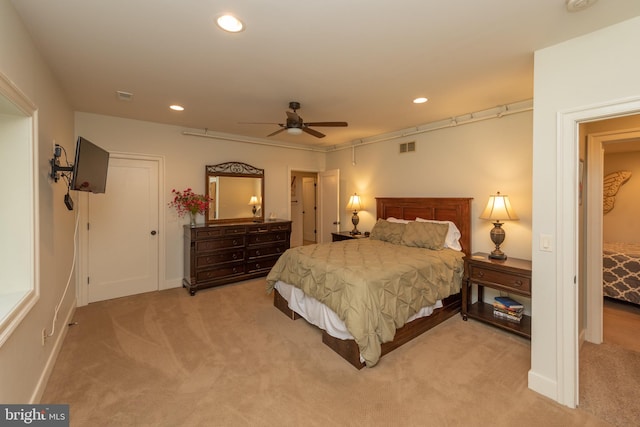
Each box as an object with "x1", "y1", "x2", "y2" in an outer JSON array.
[
  {"x1": 196, "y1": 262, "x2": 244, "y2": 281},
  {"x1": 195, "y1": 226, "x2": 246, "y2": 240},
  {"x1": 246, "y1": 256, "x2": 279, "y2": 273},
  {"x1": 247, "y1": 232, "x2": 287, "y2": 245},
  {"x1": 195, "y1": 236, "x2": 244, "y2": 252},
  {"x1": 468, "y1": 265, "x2": 531, "y2": 294},
  {"x1": 246, "y1": 243, "x2": 288, "y2": 259},
  {"x1": 195, "y1": 250, "x2": 244, "y2": 268}
]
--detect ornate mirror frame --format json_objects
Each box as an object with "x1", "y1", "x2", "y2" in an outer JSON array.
[{"x1": 205, "y1": 162, "x2": 265, "y2": 224}]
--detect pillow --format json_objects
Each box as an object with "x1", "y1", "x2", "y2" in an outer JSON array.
[
  {"x1": 416, "y1": 218, "x2": 462, "y2": 251},
  {"x1": 369, "y1": 219, "x2": 406, "y2": 244},
  {"x1": 386, "y1": 217, "x2": 410, "y2": 224},
  {"x1": 400, "y1": 221, "x2": 449, "y2": 250}
]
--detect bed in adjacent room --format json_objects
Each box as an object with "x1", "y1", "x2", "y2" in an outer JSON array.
[
  {"x1": 603, "y1": 242, "x2": 640, "y2": 305},
  {"x1": 266, "y1": 197, "x2": 472, "y2": 368}
]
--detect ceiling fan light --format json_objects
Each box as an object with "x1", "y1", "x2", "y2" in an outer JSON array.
[{"x1": 287, "y1": 127, "x2": 303, "y2": 135}]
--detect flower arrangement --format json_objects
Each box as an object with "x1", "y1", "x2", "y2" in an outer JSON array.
[{"x1": 168, "y1": 188, "x2": 211, "y2": 217}]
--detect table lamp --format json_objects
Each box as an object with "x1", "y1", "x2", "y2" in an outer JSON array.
[
  {"x1": 479, "y1": 191, "x2": 518, "y2": 260},
  {"x1": 346, "y1": 194, "x2": 363, "y2": 235}
]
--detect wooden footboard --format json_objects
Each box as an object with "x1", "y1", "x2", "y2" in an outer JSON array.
[{"x1": 274, "y1": 289, "x2": 461, "y2": 369}]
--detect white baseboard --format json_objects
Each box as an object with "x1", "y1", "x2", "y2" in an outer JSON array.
[
  {"x1": 30, "y1": 299, "x2": 77, "y2": 404},
  {"x1": 528, "y1": 369, "x2": 558, "y2": 403}
]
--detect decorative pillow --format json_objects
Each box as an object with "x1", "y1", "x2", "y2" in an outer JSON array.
[
  {"x1": 400, "y1": 221, "x2": 449, "y2": 250},
  {"x1": 369, "y1": 219, "x2": 406, "y2": 244},
  {"x1": 415, "y1": 218, "x2": 462, "y2": 251}
]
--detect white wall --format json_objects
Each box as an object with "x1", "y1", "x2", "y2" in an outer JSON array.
[
  {"x1": 326, "y1": 112, "x2": 534, "y2": 260},
  {"x1": 75, "y1": 113, "x2": 325, "y2": 288},
  {"x1": 532, "y1": 16, "x2": 640, "y2": 405},
  {"x1": 0, "y1": 0, "x2": 76, "y2": 403}
]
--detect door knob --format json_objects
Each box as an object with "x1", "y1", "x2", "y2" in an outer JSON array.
[{"x1": 150, "y1": 230, "x2": 157, "y2": 235}]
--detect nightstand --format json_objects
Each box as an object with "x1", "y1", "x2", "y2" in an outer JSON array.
[
  {"x1": 331, "y1": 231, "x2": 369, "y2": 242},
  {"x1": 462, "y1": 252, "x2": 532, "y2": 339}
]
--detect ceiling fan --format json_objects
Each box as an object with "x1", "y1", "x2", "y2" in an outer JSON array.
[{"x1": 243, "y1": 101, "x2": 348, "y2": 138}]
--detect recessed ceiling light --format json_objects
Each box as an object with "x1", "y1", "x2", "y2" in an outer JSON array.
[
  {"x1": 170, "y1": 105, "x2": 184, "y2": 111},
  {"x1": 413, "y1": 97, "x2": 428, "y2": 104},
  {"x1": 216, "y1": 14, "x2": 245, "y2": 33}
]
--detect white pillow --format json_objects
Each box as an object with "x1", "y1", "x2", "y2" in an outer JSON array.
[
  {"x1": 415, "y1": 218, "x2": 462, "y2": 251},
  {"x1": 386, "y1": 217, "x2": 410, "y2": 224}
]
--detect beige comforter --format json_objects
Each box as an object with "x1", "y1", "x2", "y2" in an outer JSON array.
[{"x1": 266, "y1": 239, "x2": 465, "y2": 366}]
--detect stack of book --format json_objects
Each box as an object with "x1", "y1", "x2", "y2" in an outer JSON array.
[{"x1": 493, "y1": 296, "x2": 524, "y2": 323}]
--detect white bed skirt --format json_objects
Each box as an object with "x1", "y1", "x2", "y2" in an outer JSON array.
[{"x1": 274, "y1": 280, "x2": 443, "y2": 341}]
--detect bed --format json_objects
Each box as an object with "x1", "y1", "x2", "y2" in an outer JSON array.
[
  {"x1": 603, "y1": 242, "x2": 640, "y2": 305},
  {"x1": 266, "y1": 197, "x2": 472, "y2": 369}
]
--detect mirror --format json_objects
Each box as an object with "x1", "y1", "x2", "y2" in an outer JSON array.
[{"x1": 206, "y1": 162, "x2": 264, "y2": 224}]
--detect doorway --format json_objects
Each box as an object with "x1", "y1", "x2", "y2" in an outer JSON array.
[
  {"x1": 77, "y1": 153, "x2": 164, "y2": 305},
  {"x1": 290, "y1": 171, "x2": 318, "y2": 247},
  {"x1": 289, "y1": 168, "x2": 340, "y2": 247},
  {"x1": 560, "y1": 105, "x2": 640, "y2": 408}
]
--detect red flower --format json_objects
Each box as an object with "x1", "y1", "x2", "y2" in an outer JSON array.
[{"x1": 168, "y1": 188, "x2": 212, "y2": 217}]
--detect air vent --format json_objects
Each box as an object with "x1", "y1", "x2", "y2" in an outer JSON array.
[
  {"x1": 116, "y1": 91, "x2": 133, "y2": 101},
  {"x1": 399, "y1": 141, "x2": 416, "y2": 153}
]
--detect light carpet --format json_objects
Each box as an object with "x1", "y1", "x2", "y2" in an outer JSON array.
[{"x1": 42, "y1": 279, "x2": 616, "y2": 426}]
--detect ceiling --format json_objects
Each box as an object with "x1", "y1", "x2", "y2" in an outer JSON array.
[{"x1": 11, "y1": 0, "x2": 640, "y2": 149}]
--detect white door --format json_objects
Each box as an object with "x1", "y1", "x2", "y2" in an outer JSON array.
[
  {"x1": 87, "y1": 157, "x2": 159, "y2": 302},
  {"x1": 318, "y1": 169, "x2": 339, "y2": 243},
  {"x1": 302, "y1": 177, "x2": 316, "y2": 242}
]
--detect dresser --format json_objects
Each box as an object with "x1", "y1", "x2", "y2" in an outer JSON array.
[{"x1": 183, "y1": 220, "x2": 291, "y2": 295}]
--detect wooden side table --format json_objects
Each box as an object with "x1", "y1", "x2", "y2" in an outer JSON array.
[
  {"x1": 331, "y1": 231, "x2": 369, "y2": 242},
  {"x1": 462, "y1": 252, "x2": 532, "y2": 339}
]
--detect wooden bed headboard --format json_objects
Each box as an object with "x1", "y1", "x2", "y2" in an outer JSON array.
[{"x1": 376, "y1": 197, "x2": 473, "y2": 257}]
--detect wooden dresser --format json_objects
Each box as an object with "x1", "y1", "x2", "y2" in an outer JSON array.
[{"x1": 183, "y1": 220, "x2": 291, "y2": 295}]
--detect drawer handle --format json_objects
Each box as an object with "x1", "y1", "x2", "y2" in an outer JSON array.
[
  {"x1": 477, "y1": 271, "x2": 484, "y2": 278},
  {"x1": 256, "y1": 250, "x2": 261, "y2": 256},
  {"x1": 256, "y1": 263, "x2": 260, "y2": 269},
  {"x1": 232, "y1": 254, "x2": 237, "y2": 260},
  {"x1": 233, "y1": 239, "x2": 238, "y2": 245},
  {"x1": 513, "y1": 280, "x2": 523, "y2": 287},
  {"x1": 232, "y1": 267, "x2": 238, "y2": 273}
]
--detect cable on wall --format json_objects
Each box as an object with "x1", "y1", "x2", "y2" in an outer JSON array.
[{"x1": 43, "y1": 208, "x2": 80, "y2": 342}]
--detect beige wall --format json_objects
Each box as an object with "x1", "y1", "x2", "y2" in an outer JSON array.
[
  {"x1": 326, "y1": 111, "x2": 534, "y2": 260},
  {"x1": 0, "y1": 0, "x2": 76, "y2": 403},
  {"x1": 603, "y1": 151, "x2": 640, "y2": 243},
  {"x1": 75, "y1": 112, "x2": 326, "y2": 287}
]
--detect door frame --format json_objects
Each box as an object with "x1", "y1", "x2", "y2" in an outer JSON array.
[
  {"x1": 584, "y1": 128, "x2": 640, "y2": 344},
  {"x1": 557, "y1": 96, "x2": 640, "y2": 407},
  {"x1": 76, "y1": 152, "x2": 165, "y2": 306}
]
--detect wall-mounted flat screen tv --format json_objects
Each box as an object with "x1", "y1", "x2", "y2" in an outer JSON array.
[{"x1": 70, "y1": 136, "x2": 110, "y2": 193}]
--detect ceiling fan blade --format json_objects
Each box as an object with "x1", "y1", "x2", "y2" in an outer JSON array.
[
  {"x1": 302, "y1": 127, "x2": 325, "y2": 138},
  {"x1": 267, "y1": 127, "x2": 287, "y2": 137},
  {"x1": 239, "y1": 121, "x2": 280, "y2": 125},
  {"x1": 305, "y1": 121, "x2": 348, "y2": 127}
]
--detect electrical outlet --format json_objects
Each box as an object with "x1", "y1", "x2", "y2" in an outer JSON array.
[{"x1": 41, "y1": 328, "x2": 47, "y2": 346}]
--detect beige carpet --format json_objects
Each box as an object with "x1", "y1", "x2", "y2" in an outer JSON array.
[{"x1": 42, "y1": 279, "x2": 613, "y2": 426}]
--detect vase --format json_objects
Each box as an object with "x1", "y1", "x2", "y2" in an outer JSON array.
[{"x1": 189, "y1": 211, "x2": 197, "y2": 227}]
